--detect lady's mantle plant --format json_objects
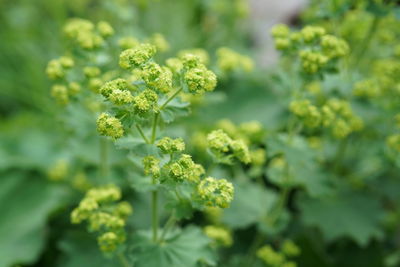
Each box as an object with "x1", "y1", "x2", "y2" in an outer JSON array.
[{"x1": 46, "y1": 18, "x2": 237, "y2": 267}]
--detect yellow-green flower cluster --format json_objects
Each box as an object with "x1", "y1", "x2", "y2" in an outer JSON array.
[
  {"x1": 119, "y1": 43, "x2": 156, "y2": 69},
  {"x1": 178, "y1": 49, "x2": 210, "y2": 65},
  {"x1": 46, "y1": 56, "x2": 74, "y2": 80},
  {"x1": 64, "y1": 18, "x2": 113, "y2": 50},
  {"x1": 168, "y1": 154, "x2": 205, "y2": 183},
  {"x1": 271, "y1": 24, "x2": 349, "y2": 74},
  {"x1": 289, "y1": 98, "x2": 363, "y2": 138},
  {"x1": 181, "y1": 54, "x2": 217, "y2": 94},
  {"x1": 216, "y1": 119, "x2": 265, "y2": 145},
  {"x1": 289, "y1": 99, "x2": 321, "y2": 128},
  {"x1": 257, "y1": 241, "x2": 300, "y2": 267},
  {"x1": 299, "y1": 50, "x2": 328, "y2": 74},
  {"x1": 197, "y1": 177, "x2": 234, "y2": 208},
  {"x1": 372, "y1": 59, "x2": 400, "y2": 96},
  {"x1": 387, "y1": 134, "x2": 400, "y2": 152},
  {"x1": 51, "y1": 84, "x2": 69, "y2": 105},
  {"x1": 84, "y1": 66, "x2": 101, "y2": 78},
  {"x1": 96, "y1": 113, "x2": 124, "y2": 139},
  {"x1": 141, "y1": 62, "x2": 173, "y2": 93},
  {"x1": 353, "y1": 79, "x2": 380, "y2": 98},
  {"x1": 156, "y1": 137, "x2": 185, "y2": 154},
  {"x1": 207, "y1": 129, "x2": 251, "y2": 164},
  {"x1": 216, "y1": 47, "x2": 254, "y2": 73},
  {"x1": 204, "y1": 225, "x2": 233, "y2": 247},
  {"x1": 143, "y1": 156, "x2": 161, "y2": 178},
  {"x1": 70, "y1": 185, "x2": 132, "y2": 253},
  {"x1": 133, "y1": 89, "x2": 158, "y2": 115}
]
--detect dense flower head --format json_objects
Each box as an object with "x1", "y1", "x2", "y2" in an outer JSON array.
[
  {"x1": 299, "y1": 50, "x2": 328, "y2": 74},
  {"x1": 204, "y1": 225, "x2": 233, "y2": 247},
  {"x1": 216, "y1": 47, "x2": 254, "y2": 73},
  {"x1": 290, "y1": 99, "x2": 321, "y2": 128},
  {"x1": 133, "y1": 89, "x2": 158, "y2": 115},
  {"x1": 141, "y1": 62, "x2": 173, "y2": 93},
  {"x1": 84, "y1": 66, "x2": 101, "y2": 78},
  {"x1": 207, "y1": 129, "x2": 251, "y2": 164},
  {"x1": 178, "y1": 48, "x2": 210, "y2": 65},
  {"x1": 51, "y1": 84, "x2": 69, "y2": 105},
  {"x1": 68, "y1": 82, "x2": 81, "y2": 95},
  {"x1": 281, "y1": 240, "x2": 301, "y2": 257},
  {"x1": 271, "y1": 24, "x2": 348, "y2": 75},
  {"x1": 300, "y1": 26, "x2": 326, "y2": 43},
  {"x1": 143, "y1": 156, "x2": 161, "y2": 178},
  {"x1": 119, "y1": 43, "x2": 156, "y2": 69},
  {"x1": 96, "y1": 113, "x2": 124, "y2": 139},
  {"x1": 207, "y1": 129, "x2": 232, "y2": 153},
  {"x1": 257, "y1": 245, "x2": 285, "y2": 266},
  {"x1": 109, "y1": 89, "x2": 134, "y2": 105},
  {"x1": 250, "y1": 148, "x2": 266, "y2": 166},
  {"x1": 70, "y1": 184, "x2": 132, "y2": 254},
  {"x1": 181, "y1": 54, "x2": 202, "y2": 69},
  {"x1": 89, "y1": 78, "x2": 103, "y2": 92},
  {"x1": 353, "y1": 79, "x2": 380, "y2": 98},
  {"x1": 157, "y1": 137, "x2": 185, "y2": 154},
  {"x1": 100, "y1": 78, "x2": 131, "y2": 98},
  {"x1": 168, "y1": 154, "x2": 205, "y2": 183},
  {"x1": 321, "y1": 35, "x2": 350, "y2": 58},
  {"x1": 184, "y1": 65, "x2": 217, "y2": 94},
  {"x1": 63, "y1": 18, "x2": 105, "y2": 50},
  {"x1": 197, "y1": 177, "x2": 234, "y2": 208},
  {"x1": 97, "y1": 21, "x2": 114, "y2": 38},
  {"x1": 46, "y1": 57, "x2": 74, "y2": 80},
  {"x1": 230, "y1": 140, "x2": 251, "y2": 163},
  {"x1": 98, "y1": 232, "x2": 120, "y2": 252},
  {"x1": 271, "y1": 24, "x2": 290, "y2": 38}
]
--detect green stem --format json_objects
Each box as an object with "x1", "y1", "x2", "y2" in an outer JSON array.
[
  {"x1": 160, "y1": 87, "x2": 183, "y2": 110},
  {"x1": 354, "y1": 16, "x2": 380, "y2": 67},
  {"x1": 152, "y1": 181, "x2": 159, "y2": 242},
  {"x1": 100, "y1": 137, "x2": 109, "y2": 180},
  {"x1": 135, "y1": 124, "x2": 150, "y2": 144},
  {"x1": 151, "y1": 113, "x2": 159, "y2": 144},
  {"x1": 159, "y1": 210, "x2": 176, "y2": 242},
  {"x1": 118, "y1": 253, "x2": 130, "y2": 267}
]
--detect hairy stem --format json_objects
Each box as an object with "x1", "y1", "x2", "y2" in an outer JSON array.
[
  {"x1": 135, "y1": 124, "x2": 150, "y2": 144},
  {"x1": 152, "y1": 183, "x2": 159, "y2": 242},
  {"x1": 160, "y1": 87, "x2": 183, "y2": 110},
  {"x1": 118, "y1": 253, "x2": 130, "y2": 267},
  {"x1": 100, "y1": 137, "x2": 109, "y2": 180},
  {"x1": 354, "y1": 16, "x2": 380, "y2": 67},
  {"x1": 159, "y1": 210, "x2": 176, "y2": 242}
]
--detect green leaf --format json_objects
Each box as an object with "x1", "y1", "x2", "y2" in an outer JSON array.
[
  {"x1": 0, "y1": 172, "x2": 67, "y2": 266},
  {"x1": 57, "y1": 230, "x2": 119, "y2": 267},
  {"x1": 160, "y1": 98, "x2": 190, "y2": 124},
  {"x1": 299, "y1": 190, "x2": 384, "y2": 246},
  {"x1": 267, "y1": 134, "x2": 331, "y2": 197},
  {"x1": 222, "y1": 181, "x2": 277, "y2": 229},
  {"x1": 116, "y1": 136, "x2": 158, "y2": 156},
  {"x1": 130, "y1": 226, "x2": 216, "y2": 267}
]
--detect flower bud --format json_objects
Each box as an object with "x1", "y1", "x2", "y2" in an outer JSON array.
[{"x1": 96, "y1": 113, "x2": 124, "y2": 139}]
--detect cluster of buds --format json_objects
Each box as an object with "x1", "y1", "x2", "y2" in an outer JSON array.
[
  {"x1": 197, "y1": 177, "x2": 234, "y2": 208},
  {"x1": 181, "y1": 54, "x2": 217, "y2": 94},
  {"x1": 64, "y1": 18, "x2": 113, "y2": 50},
  {"x1": 216, "y1": 47, "x2": 254, "y2": 73},
  {"x1": 71, "y1": 185, "x2": 133, "y2": 253},
  {"x1": 257, "y1": 240, "x2": 300, "y2": 267},
  {"x1": 96, "y1": 113, "x2": 124, "y2": 139},
  {"x1": 353, "y1": 79, "x2": 381, "y2": 98},
  {"x1": 204, "y1": 225, "x2": 233, "y2": 247},
  {"x1": 289, "y1": 98, "x2": 363, "y2": 138},
  {"x1": 271, "y1": 24, "x2": 349, "y2": 74},
  {"x1": 207, "y1": 129, "x2": 251, "y2": 164}
]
